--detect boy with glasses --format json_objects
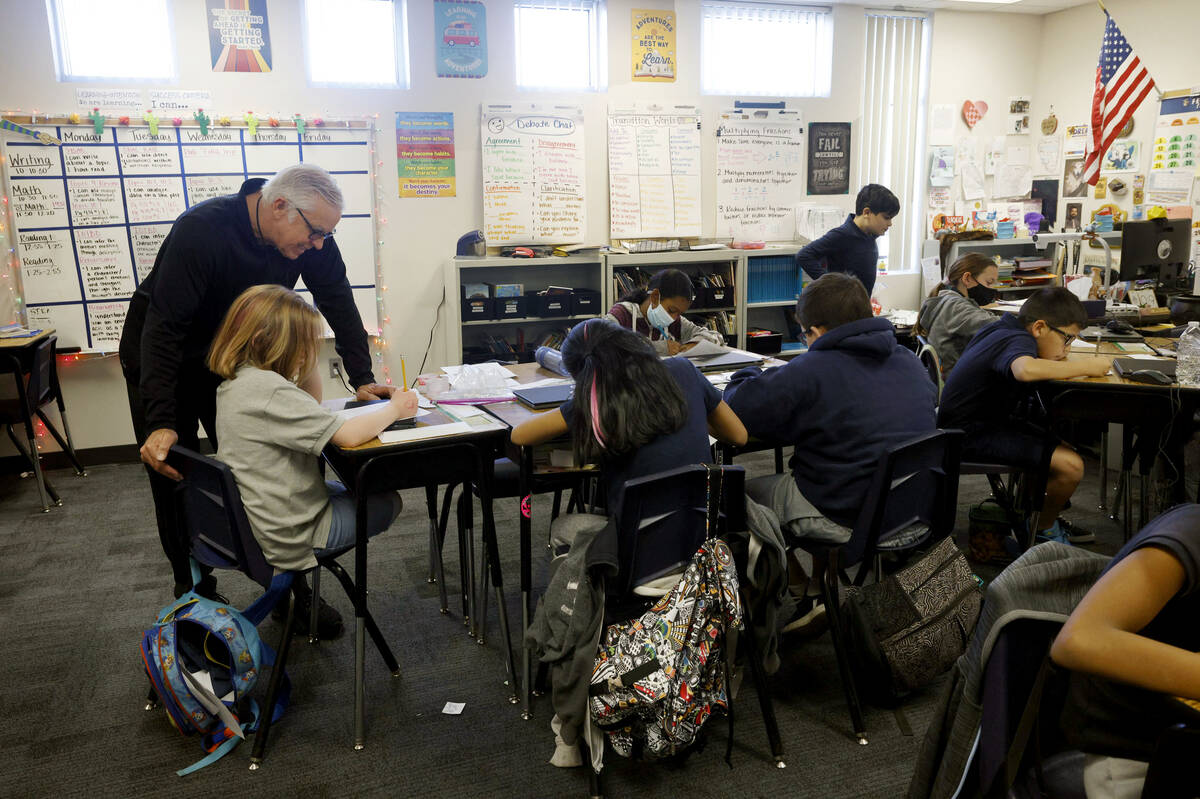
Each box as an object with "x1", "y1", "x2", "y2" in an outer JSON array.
[{"x1": 938, "y1": 287, "x2": 1110, "y2": 544}]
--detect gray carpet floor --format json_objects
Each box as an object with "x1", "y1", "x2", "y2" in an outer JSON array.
[{"x1": 0, "y1": 447, "x2": 1139, "y2": 798}]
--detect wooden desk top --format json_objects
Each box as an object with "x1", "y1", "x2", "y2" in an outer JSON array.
[
  {"x1": 0, "y1": 328, "x2": 53, "y2": 350},
  {"x1": 1064, "y1": 337, "x2": 1185, "y2": 389}
]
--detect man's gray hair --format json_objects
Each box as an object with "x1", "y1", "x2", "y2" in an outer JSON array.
[{"x1": 262, "y1": 164, "x2": 344, "y2": 219}]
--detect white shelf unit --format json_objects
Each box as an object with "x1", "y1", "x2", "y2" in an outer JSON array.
[
  {"x1": 603, "y1": 250, "x2": 744, "y2": 348},
  {"x1": 444, "y1": 255, "x2": 604, "y2": 364},
  {"x1": 923, "y1": 233, "x2": 1121, "y2": 298}
]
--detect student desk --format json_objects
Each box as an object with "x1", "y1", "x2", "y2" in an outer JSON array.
[
  {"x1": 477, "y1": 362, "x2": 593, "y2": 720},
  {"x1": 322, "y1": 406, "x2": 513, "y2": 748},
  {"x1": 1053, "y1": 338, "x2": 1199, "y2": 508}
]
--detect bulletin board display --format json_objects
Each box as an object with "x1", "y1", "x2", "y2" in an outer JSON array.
[
  {"x1": 481, "y1": 104, "x2": 587, "y2": 245},
  {"x1": 608, "y1": 107, "x2": 702, "y2": 239},
  {"x1": 0, "y1": 121, "x2": 379, "y2": 352}
]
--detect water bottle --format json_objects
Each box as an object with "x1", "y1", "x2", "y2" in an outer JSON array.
[
  {"x1": 1178, "y1": 322, "x2": 1200, "y2": 387},
  {"x1": 535, "y1": 346, "x2": 571, "y2": 377}
]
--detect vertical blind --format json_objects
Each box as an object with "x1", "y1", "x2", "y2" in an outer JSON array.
[
  {"x1": 700, "y1": 2, "x2": 833, "y2": 97},
  {"x1": 514, "y1": 0, "x2": 605, "y2": 91},
  {"x1": 859, "y1": 11, "x2": 930, "y2": 273}
]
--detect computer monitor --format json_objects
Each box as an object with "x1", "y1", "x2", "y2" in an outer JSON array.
[{"x1": 1118, "y1": 217, "x2": 1191, "y2": 285}]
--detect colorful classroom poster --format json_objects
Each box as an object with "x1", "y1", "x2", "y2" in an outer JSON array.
[
  {"x1": 481, "y1": 105, "x2": 586, "y2": 244},
  {"x1": 631, "y1": 10, "x2": 676, "y2": 82},
  {"x1": 396, "y1": 112, "x2": 456, "y2": 198},
  {"x1": 207, "y1": 0, "x2": 272, "y2": 72},
  {"x1": 807, "y1": 122, "x2": 851, "y2": 195},
  {"x1": 609, "y1": 107, "x2": 701, "y2": 238},
  {"x1": 434, "y1": 0, "x2": 487, "y2": 79},
  {"x1": 1152, "y1": 90, "x2": 1200, "y2": 173}
]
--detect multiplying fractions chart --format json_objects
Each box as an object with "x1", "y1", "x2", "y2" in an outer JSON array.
[{"x1": 1, "y1": 122, "x2": 378, "y2": 351}]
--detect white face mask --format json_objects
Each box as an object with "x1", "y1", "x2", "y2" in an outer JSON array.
[{"x1": 646, "y1": 300, "x2": 674, "y2": 333}]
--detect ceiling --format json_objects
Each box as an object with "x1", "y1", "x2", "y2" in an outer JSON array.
[{"x1": 838, "y1": 0, "x2": 1095, "y2": 14}]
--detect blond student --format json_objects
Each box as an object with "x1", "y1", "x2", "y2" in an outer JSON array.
[{"x1": 208, "y1": 285, "x2": 416, "y2": 574}]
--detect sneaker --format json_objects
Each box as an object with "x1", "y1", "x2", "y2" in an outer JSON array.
[
  {"x1": 1036, "y1": 521, "x2": 1071, "y2": 545},
  {"x1": 272, "y1": 594, "x2": 345, "y2": 640},
  {"x1": 1057, "y1": 518, "x2": 1096, "y2": 544},
  {"x1": 781, "y1": 595, "x2": 828, "y2": 637}
]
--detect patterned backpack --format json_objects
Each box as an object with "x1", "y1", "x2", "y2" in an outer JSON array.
[
  {"x1": 588, "y1": 538, "x2": 743, "y2": 759},
  {"x1": 141, "y1": 579, "x2": 287, "y2": 776}
]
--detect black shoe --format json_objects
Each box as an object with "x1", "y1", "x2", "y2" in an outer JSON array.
[
  {"x1": 188, "y1": 574, "x2": 229, "y2": 605},
  {"x1": 272, "y1": 594, "x2": 345, "y2": 640},
  {"x1": 1057, "y1": 517, "x2": 1096, "y2": 544},
  {"x1": 781, "y1": 595, "x2": 828, "y2": 638}
]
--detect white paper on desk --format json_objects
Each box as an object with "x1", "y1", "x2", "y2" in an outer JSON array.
[
  {"x1": 441, "y1": 403, "x2": 490, "y2": 419},
  {"x1": 705, "y1": 370, "x2": 735, "y2": 386},
  {"x1": 518, "y1": 377, "x2": 573, "y2": 389},
  {"x1": 994, "y1": 299, "x2": 1027, "y2": 310},
  {"x1": 1126, "y1": 353, "x2": 1171, "y2": 360},
  {"x1": 331, "y1": 401, "x2": 428, "y2": 421},
  {"x1": 681, "y1": 339, "x2": 730, "y2": 359},
  {"x1": 378, "y1": 422, "x2": 472, "y2": 444},
  {"x1": 1070, "y1": 340, "x2": 1097, "y2": 350}
]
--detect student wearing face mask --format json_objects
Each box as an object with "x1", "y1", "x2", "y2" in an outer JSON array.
[
  {"x1": 915, "y1": 253, "x2": 1002, "y2": 374},
  {"x1": 604, "y1": 268, "x2": 725, "y2": 356}
]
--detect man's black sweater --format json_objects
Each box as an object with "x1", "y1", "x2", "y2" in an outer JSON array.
[{"x1": 119, "y1": 178, "x2": 373, "y2": 433}]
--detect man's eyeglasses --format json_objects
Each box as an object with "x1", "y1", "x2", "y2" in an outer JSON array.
[
  {"x1": 295, "y1": 206, "x2": 335, "y2": 242},
  {"x1": 1048, "y1": 324, "x2": 1076, "y2": 347}
]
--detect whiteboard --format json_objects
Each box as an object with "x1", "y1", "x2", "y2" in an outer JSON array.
[
  {"x1": 1, "y1": 123, "x2": 378, "y2": 352},
  {"x1": 715, "y1": 110, "x2": 805, "y2": 242},
  {"x1": 608, "y1": 107, "x2": 702, "y2": 239},
  {"x1": 481, "y1": 104, "x2": 587, "y2": 245}
]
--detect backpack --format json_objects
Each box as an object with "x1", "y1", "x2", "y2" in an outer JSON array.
[
  {"x1": 588, "y1": 538, "x2": 743, "y2": 760},
  {"x1": 141, "y1": 578, "x2": 288, "y2": 776},
  {"x1": 841, "y1": 536, "x2": 982, "y2": 705}
]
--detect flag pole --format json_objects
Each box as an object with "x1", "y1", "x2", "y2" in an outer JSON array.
[{"x1": 1096, "y1": 0, "x2": 1107, "y2": 12}]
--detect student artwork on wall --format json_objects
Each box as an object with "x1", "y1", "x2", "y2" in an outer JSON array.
[
  {"x1": 806, "y1": 122, "x2": 851, "y2": 196},
  {"x1": 1, "y1": 119, "x2": 379, "y2": 351},
  {"x1": 1101, "y1": 139, "x2": 1139, "y2": 173},
  {"x1": 715, "y1": 109, "x2": 804, "y2": 240},
  {"x1": 631, "y1": 10, "x2": 676, "y2": 82},
  {"x1": 1063, "y1": 157, "x2": 1088, "y2": 198},
  {"x1": 481, "y1": 104, "x2": 586, "y2": 245},
  {"x1": 206, "y1": 0, "x2": 272, "y2": 72},
  {"x1": 435, "y1": 0, "x2": 487, "y2": 79},
  {"x1": 396, "y1": 112, "x2": 455, "y2": 197},
  {"x1": 608, "y1": 106, "x2": 701, "y2": 238}
]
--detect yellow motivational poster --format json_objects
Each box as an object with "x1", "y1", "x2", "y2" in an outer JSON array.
[{"x1": 632, "y1": 10, "x2": 675, "y2": 82}]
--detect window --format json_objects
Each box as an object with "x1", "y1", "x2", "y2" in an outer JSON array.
[
  {"x1": 304, "y1": 0, "x2": 409, "y2": 88},
  {"x1": 514, "y1": 0, "x2": 606, "y2": 92},
  {"x1": 700, "y1": 2, "x2": 832, "y2": 97},
  {"x1": 47, "y1": 0, "x2": 174, "y2": 81},
  {"x1": 858, "y1": 11, "x2": 931, "y2": 274}
]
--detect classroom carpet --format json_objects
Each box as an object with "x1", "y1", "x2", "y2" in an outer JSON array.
[{"x1": 0, "y1": 449, "x2": 1139, "y2": 798}]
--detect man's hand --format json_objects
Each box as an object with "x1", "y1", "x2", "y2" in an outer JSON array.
[
  {"x1": 355, "y1": 382, "x2": 395, "y2": 401},
  {"x1": 141, "y1": 428, "x2": 181, "y2": 480}
]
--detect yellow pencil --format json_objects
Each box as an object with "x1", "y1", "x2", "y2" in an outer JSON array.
[{"x1": 401, "y1": 356, "x2": 408, "y2": 390}]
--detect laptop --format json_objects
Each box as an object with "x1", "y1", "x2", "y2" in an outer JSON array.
[
  {"x1": 513, "y1": 383, "x2": 574, "y2": 410},
  {"x1": 1112, "y1": 358, "x2": 1177, "y2": 380},
  {"x1": 687, "y1": 350, "x2": 764, "y2": 373}
]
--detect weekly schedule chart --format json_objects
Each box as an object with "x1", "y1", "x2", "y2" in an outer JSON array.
[{"x1": 2, "y1": 123, "x2": 379, "y2": 351}]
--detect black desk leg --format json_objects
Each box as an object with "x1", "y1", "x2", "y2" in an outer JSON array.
[
  {"x1": 520, "y1": 445, "x2": 534, "y2": 720},
  {"x1": 353, "y1": 467, "x2": 370, "y2": 750},
  {"x1": 479, "y1": 475, "x2": 519, "y2": 704},
  {"x1": 424, "y1": 484, "x2": 449, "y2": 613}
]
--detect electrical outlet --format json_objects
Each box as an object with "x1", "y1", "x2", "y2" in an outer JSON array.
[{"x1": 328, "y1": 358, "x2": 343, "y2": 379}]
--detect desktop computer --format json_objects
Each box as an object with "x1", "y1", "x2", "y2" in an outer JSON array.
[{"x1": 1118, "y1": 217, "x2": 1191, "y2": 288}]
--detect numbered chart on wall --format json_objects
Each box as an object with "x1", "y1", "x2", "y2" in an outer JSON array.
[
  {"x1": 1, "y1": 123, "x2": 380, "y2": 351},
  {"x1": 480, "y1": 104, "x2": 587, "y2": 245},
  {"x1": 608, "y1": 106, "x2": 702, "y2": 239},
  {"x1": 715, "y1": 110, "x2": 805, "y2": 242}
]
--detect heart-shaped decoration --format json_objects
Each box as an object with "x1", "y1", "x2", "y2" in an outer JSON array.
[{"x1": 962, "y1": 100, "x2": 988, "y2": 129}]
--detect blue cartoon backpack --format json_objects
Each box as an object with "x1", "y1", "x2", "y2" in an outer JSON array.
[{"x1": 141, "y1": 569, "x2": 289, "y2": 776}]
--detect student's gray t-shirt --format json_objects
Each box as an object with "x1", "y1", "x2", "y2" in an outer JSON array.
[{"x1": 215, "y1": 365, "x2": 342, "y2": 571}]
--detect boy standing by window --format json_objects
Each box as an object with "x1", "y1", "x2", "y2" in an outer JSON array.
[
  {"x1": 794, "y1": 183, "x2": 899, "y2": 296},
  {"x1": 937, "y1": 287, "x2": 1111, "y2": 543}
]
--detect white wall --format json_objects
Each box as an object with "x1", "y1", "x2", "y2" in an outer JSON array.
[
  {"x1": 1034, "y1": 0, "x2": 1200, "y2": 228},
  {"x1": 0, "y1": 0, "x2": 872, "y2": 452}
]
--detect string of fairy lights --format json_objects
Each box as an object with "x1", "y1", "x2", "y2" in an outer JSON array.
[{"x1": 0, "y1": 110, "x2": 394, "y2": 449}]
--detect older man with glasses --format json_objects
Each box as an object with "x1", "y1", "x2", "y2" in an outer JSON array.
[{"x1": 119, "y1": 163, "x2": 391, "y2": 637}]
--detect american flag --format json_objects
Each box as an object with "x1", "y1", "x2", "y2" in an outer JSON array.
[{"x1": 1082, "y1": 13, "x2": 1155, "y2": 186}]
